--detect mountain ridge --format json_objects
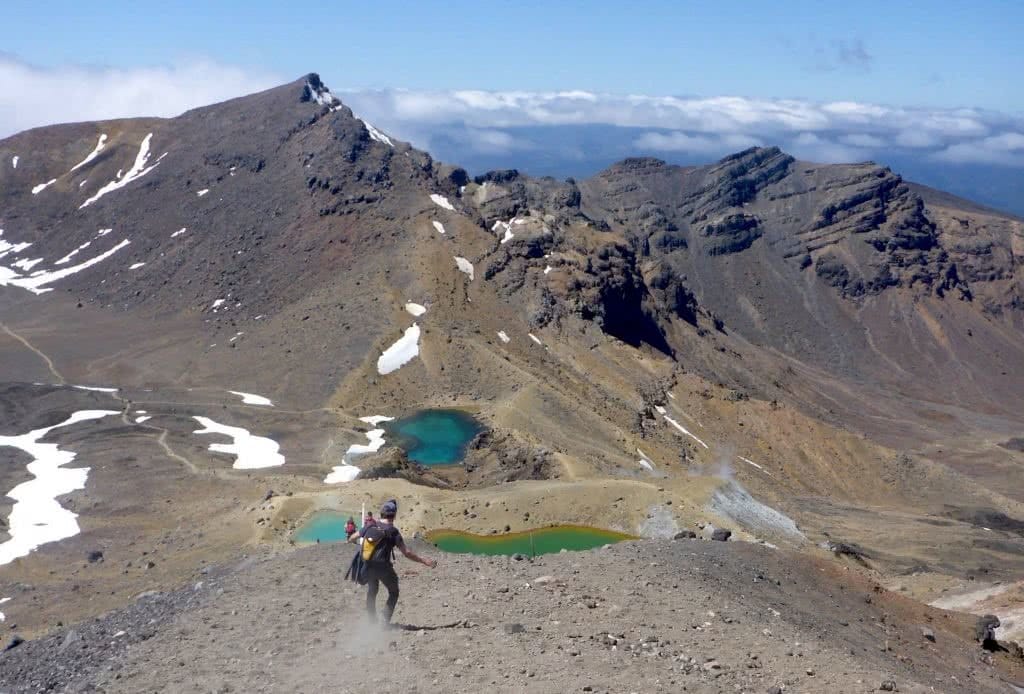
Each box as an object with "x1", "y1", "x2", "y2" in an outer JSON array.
[{"x1": 1, "y1": 74, "x2": 1023, "y2": 678}]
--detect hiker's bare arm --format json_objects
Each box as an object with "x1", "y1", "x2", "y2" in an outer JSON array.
[{"x1": 399, "y1": 542, "x2": 437, "y2": 568}]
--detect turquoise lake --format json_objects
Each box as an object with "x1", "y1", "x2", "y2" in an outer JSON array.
[
  {"x1": 385, "y1": 409, "x2": 482, "y2": 466},
  {"x1": 293, "y1": 511, "x2": 360, "y2": 544}
]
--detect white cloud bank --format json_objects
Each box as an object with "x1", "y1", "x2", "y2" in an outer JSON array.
[
  {"x1": 341, "y1": 88, "x2": 1024, "y2": 167},
  {"x1": 1, "y1": 56, "x2": 1021, "y2": 169},
  {"x1": 0, "y1": 56, "x2": 281, "y2": 138}
]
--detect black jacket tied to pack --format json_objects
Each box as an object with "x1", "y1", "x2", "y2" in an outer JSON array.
[{"x1": 345, "y1": 524, "x2": 400, "y2": 585}]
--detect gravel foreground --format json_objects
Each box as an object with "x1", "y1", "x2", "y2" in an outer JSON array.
[{"x1": 1, "y1": 539, "x2": 1022, "y2": 693}]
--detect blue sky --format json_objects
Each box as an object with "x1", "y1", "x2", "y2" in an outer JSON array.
[{"x1": 3, "y1": 0, "x2": 1022, "y2": 111}]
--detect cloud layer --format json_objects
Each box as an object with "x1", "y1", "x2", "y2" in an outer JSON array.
[
  {"x1": 1, "y1": 56, "x2": 1021, "y2": 170},
  {"x1": 0, "y1": 56, "x2": 281, "y2": 138},
  {"x1": 342, "y1": 88, "x2": 1024, "y2": 167}
]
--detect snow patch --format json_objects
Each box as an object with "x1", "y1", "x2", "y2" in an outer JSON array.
[
  {"x1": 430, "y1": 194, "x2": 455, "y2": 211},
  {"x1": 529, "y1": 333, "x2": 543, "y2": 346},
  {"x1": 739, "y1": 455, "x2": 771, "y2": 476},
  {"x1": 11, "y1": 156, "x2": 17, "y2": 169},
  {"x1": 358, "y1": 415, "x2": 394, "y2": 426},
  {"x1": 404, "y1": 302, "x2": 427, "y2": 317},
  {"x1": 192, "y1": 416, "x2": 285, "y2": 469},
  {"x1": 377, "y1": 324, "x2": 421, "y2": 375},
  {"x1": 12, "y1": 258, "x2": 43, "y2": 272},
  {"x1": 31, "y1": 179, "x2": 56, "y2": 195},
  {"x1": 637, "y1": 447, "x2": 656, "y2": 472},
  {"x1": 324, "y1": 464, "x2": 361, "y2": 484},
  {"x1": 432, "y1": 220, "x2": 446, "y2": 235},
  {"x1": 129, "y1": 262, "x2": 145, "y2": 270},
  {"x1": 72, "y1": 385, "x2": 118, "y2": 393},
  {"x1": 0, "y1": 239, "x2": 130, "y2": 295},
  {"x1": 134, "y1": 416, "x2": 152, "y2": 423},
  {"x1": 306, "y1": 80, "x2": 337, "y2": 107},
  {"x1": 80, "y1": 134, "x2": 162, "y2": 208},
  {"x1": 492, "y1": 218, "x2": 518, "y2": 244},
  {"x1": 454, "y1": 256, "x2": 474, "y2": 280},
  {"x1": 69, "y1": 134, "x2": 107, "y2": 172},
  {"x1": 364, "y1": 121, "x2": 394, "y2": 146},
  {"x1": 544, "y1": 265, "x2": 553, "y2": 274},
  {"x1": 0, "y1": 410, "x2": 119, "y2": 565},
  {"x1": 324, "y1": 424, "x2": 391, "y2": 484},
  {"x1": 228, "y1": 391, "x2": 274, "y2": 407},
  {"x1": 211, "y1": 299, "x2": 225, "y2": 309},
  {"x1": 171, "y1": 228, "x2": 186, "y2": 238},
  {"x1": 497, "y1": 331, "x2": 510, "y2": 343},
  {"x1": 663, "y1": 414, "x2": 709, "y2": 449},
  {"x1": 54, "y1": 240, "x2": 92, "y2": 265},
  {"x1": 196, "y1": 189, "x2": 209, "y2": 197}
]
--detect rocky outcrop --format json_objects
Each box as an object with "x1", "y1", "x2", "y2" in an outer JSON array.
[
  {"x1": 359, "y1": 449, "x2": 451, "y2": 488},
  {"x1": 701, "y1": 213, "x2": 762, "y2": 256}
]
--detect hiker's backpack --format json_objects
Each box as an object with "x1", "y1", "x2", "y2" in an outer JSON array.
[{"x1": 360, "y1": 524, "x2": 399, "y2": 565}]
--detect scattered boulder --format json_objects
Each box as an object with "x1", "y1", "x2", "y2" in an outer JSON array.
[
  {"x1": 879, "y1": 681, "x2": 897, "y2": 691},
  {"x1": 920, "y1": 626, "x2": 936, "y2": 642},
  {"x1": 711, "y1": 528, "x2": 732, "y2": 542},
  {"x1": 3, "y1": 635, "x2": 24, "y2": 652},
  {"x1": 673, "y1": 530, "x2": 697, "y2": 540},
  {"x1": 503, "y1": 623, "x2": 526, "y2": 635},
  {"x1": 86, "y1": 550, "x2": 104, "y2": 563},
  {"x1": 976, "y1": 614, "x2": 1001, "y2": 650},
  {"x1": 824, "y1": 541, "x2": 870, "y2": 560}
]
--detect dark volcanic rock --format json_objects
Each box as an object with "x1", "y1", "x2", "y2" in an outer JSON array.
[{"x1": 358, "y1": 449, "x2": 450, "y2": 488}]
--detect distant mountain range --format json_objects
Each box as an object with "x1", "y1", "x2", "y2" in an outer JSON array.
[{"x1": 387, "y1": 122, "x2": 1024, "y2": 218}]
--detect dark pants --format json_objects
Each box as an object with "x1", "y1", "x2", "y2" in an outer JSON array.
[{"x1": 365, "y1": 563, "x2": 400, "y2": 623}]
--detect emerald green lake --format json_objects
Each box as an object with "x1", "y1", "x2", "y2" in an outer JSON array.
[
  {"x1": 293, "y1": 511, "x2": 360, "y2": 544},
  {"x1": 426, "y1": 526, "x2": 635, "y2": 556},
  {"x1": 385, "y1": 409, "x2": 482, "y2": 466}
]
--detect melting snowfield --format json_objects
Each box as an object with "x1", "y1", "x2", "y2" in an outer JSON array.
[
  {"x1": 0, "y1": 410, "x2": 119, "y2": 565},
  {"x1": 80, "y1": 134, "x2": 164, "y2": 209},
  {"x1": 228, "y1": 391, "x2": 274, "y2": 407},
  {"x1": 430, "y1": 193, "x2": 455, "y2": 211},
  {"x1": 324, "y1": 417, "x2": 394, "y2": 484},
  {"x1": 192, "y1": 417, "x2": 285, "y2": 469},
  {"x1": 363, "y1": 121, "x2": 393, "y2": 146},
  {"x1": 69, "y1": 134, "x2": 107, "y2": 172},
  {"x1": 0, "y1": 226, "x2": 131, "y2": 295},
  {"x1": 655, "y1": 405, "x2": 709, "y2": 449},
  {"x1": 454, "y1": 256, "x2": 474, "y2": 280},
  {"x1": 31, "y1": 179, "x2": 57, "y2": 195},
  {"x1": 404, "y1": 302, "x2": 427, "y2": 317},
  {"x1": 377, "y1": 324, "x2": 421, "y2": 375},
  {"x1": 432, "y1": 221, "x2": 446, "y2": 235}
]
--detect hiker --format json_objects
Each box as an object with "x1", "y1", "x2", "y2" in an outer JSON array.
[
  {"x1": 347, "y1": 499, "x2": 436, "y2": 625},
  {"x1": 344, "y1": 517, "x2": 356, "y2": 539},
  {"x1": 362, "y1": 511, "x2": 376, "y2": 530}
]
